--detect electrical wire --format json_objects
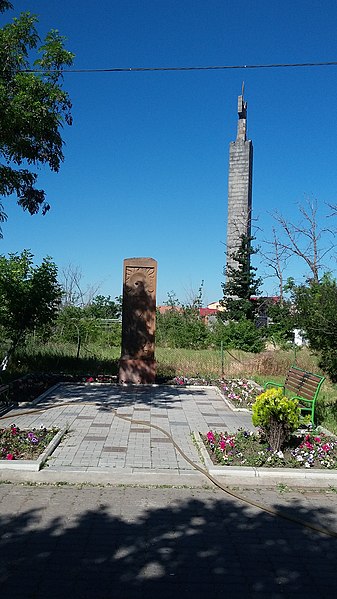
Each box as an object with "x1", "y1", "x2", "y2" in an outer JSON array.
[
  {"x1": 23, "y1": 60, "x2": 337, "y2": 74},
  {"x1": 2, "y1": 397, "x2": 337, "y2": 539}
]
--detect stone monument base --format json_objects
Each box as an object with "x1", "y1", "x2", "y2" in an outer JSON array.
[{"x1": 118, "y1": 358, "x2": 156, "y2": 384}]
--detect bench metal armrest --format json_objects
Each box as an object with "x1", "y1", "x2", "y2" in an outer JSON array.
[{"x1": 291, "y1": 395, "x2": 313, "y2": 405}]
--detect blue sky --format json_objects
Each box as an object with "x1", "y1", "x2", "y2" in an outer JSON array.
[{"x1": 1, "y1": 0, "x2": 337, "y2": 305}]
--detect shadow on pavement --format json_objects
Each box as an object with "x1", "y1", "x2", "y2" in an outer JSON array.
[
  {"x1": 30, "y1": 384, "x2": 212, "y2": 412},
  {"x1": 0, "y1": 487, "x2": 336, "y2": 598}
]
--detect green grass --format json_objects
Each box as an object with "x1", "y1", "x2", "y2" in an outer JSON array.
[{"x1": 2, "y1": 340, "x2": 337, "y2": 433}]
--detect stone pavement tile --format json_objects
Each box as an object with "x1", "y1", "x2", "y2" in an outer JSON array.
[{"x1": 0, "y1": 485, "x2": 336, "y2": 598}]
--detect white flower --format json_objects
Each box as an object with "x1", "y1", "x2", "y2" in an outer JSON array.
[
  {"x1": 305, "y1": 462, "x2": 311, "y2": 468},
  {"x1": 276, "y1": 451, "x2": 284, "y2": 459},
  {"x1": 296, "y1": 455, "x2": 304, "y2": 462}
]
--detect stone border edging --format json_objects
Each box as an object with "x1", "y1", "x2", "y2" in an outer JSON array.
[
  {"x1": 0, "y1": 426, "x2": 68, "y2": 472},
  {"x1": 18, "y1": 382, "x2": 64, "y2": 407},
  {"x1": 212, "y1": 385, "x2": 252, "y2": 412}
]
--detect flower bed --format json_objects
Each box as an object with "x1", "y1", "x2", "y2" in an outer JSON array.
[
  {"x1": 170, "y1": 376, "x2": 213, "y2": 386},
  {"x1": 170, "y1": 376, "x2": 261, "y2": 409},
  {"x1": 219, "y1": 379, "x2": 261, "y2": 409},
  {"x1": 1, "y1": 424, "x2": 59, "y2": 461},
  {"x1": 85, "y1": 374, "x2": 117, "y2": 383},
  {"x1": 204, "y1": 429, "x2": 337, "y2": 469}
]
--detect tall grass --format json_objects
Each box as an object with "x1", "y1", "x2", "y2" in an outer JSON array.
[
  {"x1": 157, "y1": 346, "x2": 318, "y2": 379},
  {"x1": 9, "y1": 340, "x2": 321, "y2": 379}
]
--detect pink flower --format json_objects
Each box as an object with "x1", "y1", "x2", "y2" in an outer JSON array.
[
  {"x1": 322, "y1": 444, "x2": 331, "y2": 452},
  {"x1": 314, "y1": 437, "x2": 321, "y2": 443},
  {"x1": 207, "y1": 431, "x2": 215, "y2": 443},
  {"x1": 6, "y1": 453, "x2": 14, "y2": 460},
  {"x1": 219, "y1": 440, "x2": 226, "y2": 451}
]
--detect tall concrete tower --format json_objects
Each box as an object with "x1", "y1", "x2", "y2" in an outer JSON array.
[{"x1": 226, "y1": 90, "x2": 253, "y2": 273}]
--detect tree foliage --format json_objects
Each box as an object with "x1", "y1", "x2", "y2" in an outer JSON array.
[
  {"x1": 55, "y1": 296, "x2": 122, "y2": 355},
  {"x1": 222, "y1": 234, "x2": 262, "y2": 322},
  {"x1": 264, "y1": 300, "x2": 295, "y2": 347},
  {"x1": 85, "y1": 295, "x2": 122, "y2": 320},
  {"x1": 212, "y1": 318, "x2": 265, "y2": 353},
  {"x1": 156, "y1": 290, "x2": 211, "y2": 350},
  {"x1": 0, "y1": 250, "x2": 62, "y2": 359},
  {"x1": 293, "y1": 274, "x2": 337, "y2": 381},
  {"x1": 0, "y1": 2, "x2": 74, "y2": 235}
]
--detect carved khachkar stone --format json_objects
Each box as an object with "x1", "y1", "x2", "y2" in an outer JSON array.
[
  {"x1": 226, "y1": 89, "x2": 253, "y2": 276},
  {"x1": 118, "y1": 258, "x2": 157, "y2": 384}
]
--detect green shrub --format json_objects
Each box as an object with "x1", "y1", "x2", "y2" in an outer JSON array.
[
  {"x1": 293, "y1": 274, "x2": 337, "y2": 382},
  {"x1": 156, "y1": 308, "x2": 210, "y2": 349},
  {"x1": 213, "y1": 318, "x2": 265, "y2": 353},
  {"x1": 265, "y1": 301, "x2": 295, "y2": 348},
  {"x1": 252, "y1": 387, "x2": 301, "y2": 452}
]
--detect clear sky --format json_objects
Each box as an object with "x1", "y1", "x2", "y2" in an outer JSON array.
[{"x1": 1, "y1": 0, "x2": 337, "y2": 305}]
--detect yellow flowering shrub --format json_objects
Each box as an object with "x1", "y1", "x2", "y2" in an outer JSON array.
[{"x1": 252, "y1": 387, "x2": 301, "y2": 452}]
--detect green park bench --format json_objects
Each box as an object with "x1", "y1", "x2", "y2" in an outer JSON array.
[{"x1": 264, "y1": 365, "x2": 325, "y2": 426}]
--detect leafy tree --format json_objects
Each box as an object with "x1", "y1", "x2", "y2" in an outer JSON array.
[
  {"x1": 86, "y1": 295, "x2": 122, "y2": 320},
  {"x1": 265, "y1": 300, "x2": 295, "y2": 347},
  {"x1": 212, "y1": 318, "x2": 265, "y2": 353},
  {"x1": 293, "y1": 274, "x2": 337, "y2": 381},
  {"x1": 55, "y1": 296, "x2": 122, "y2": 356},
  {"x1": 0, "y1": 250, "x2": 62, "y2": 362},
  {"x1": 0, "y1": 2, "x2": 74, "y2": 236},
  {"x1": 222, "y1": 234, "x2": 262, "y2": 322},
  {"x1": 156, "y1": 290, "x2": 211, "y2": 349}
]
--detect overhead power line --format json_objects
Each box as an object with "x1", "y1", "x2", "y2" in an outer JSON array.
[{"x1": 23, "y1": 60, "x2": 337, "y2": 74}]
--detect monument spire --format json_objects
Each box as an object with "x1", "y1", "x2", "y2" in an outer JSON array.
[
  {"x1": 226, "y1": 88, "x2": 253, "y2": 275},
  {"x1": 237, "y1": 84, "x2": 247, "y2": 141}
]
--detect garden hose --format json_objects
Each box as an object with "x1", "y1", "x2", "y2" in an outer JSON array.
[{"x1": 1, "y1": 400, "x2": 337, "y2": 540}]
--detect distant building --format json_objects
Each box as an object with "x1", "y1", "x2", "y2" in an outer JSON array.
[
  {"x1": 207, "y1": 301, "x2": 225, "y2": 312},
  {"x1": 199, "y1": 307, "x2": 218, "y2": 325},
  {"x1": 157, "y1": 305, "x2": 182, "y2": 315}
]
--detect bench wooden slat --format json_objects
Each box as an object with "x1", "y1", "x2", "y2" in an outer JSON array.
[
  {"x1": 265, "y1": 365, "x2": 325, "y2": 425},
  {"x1": 286, "y1": 374, "x2": 321, "y2": 387},
  {"x1": 287, "y1": 366, "x2": 321, "y2": 378},
  {"x1": 287, "y1": 379, "x2": 318, "y2": 393},
  {"x1": 287, "y1": 379, "x2": 320, "y2": 391}
]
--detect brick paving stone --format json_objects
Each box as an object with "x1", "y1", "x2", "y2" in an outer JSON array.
[{"x1": 1, "y1": 485, "x2": 337, "y2": 598}]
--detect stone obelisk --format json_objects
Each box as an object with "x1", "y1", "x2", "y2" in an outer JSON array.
[
  {"x1": 226, "y1": 89, "x2": 253, "y2": 273},
  {"x1": 118, "y1": 257, "x2": 157, "y2": 384}
]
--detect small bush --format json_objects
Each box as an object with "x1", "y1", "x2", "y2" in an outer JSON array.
[
  {"x1": 213, "y1": 319, "x2": 265, "y2": 353},
  {"x1": 252, "y1": 387, "x2": 301, "y2": 452}
]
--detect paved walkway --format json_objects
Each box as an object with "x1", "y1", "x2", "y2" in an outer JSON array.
[
  {"x1": 2, "y1": 385, "x2": 337, "y2": 597},
  {"x1": 1, "y1": 383, "x2": 254, "y2": 483},
  {"x1": 1, "y1": 484, "x2": 337, "y2": 598}
]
